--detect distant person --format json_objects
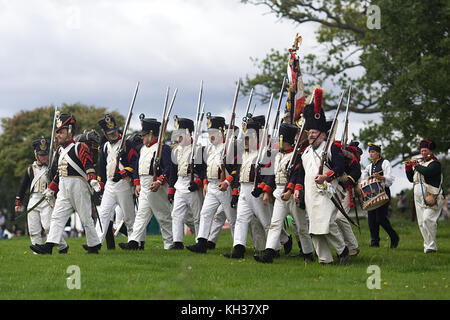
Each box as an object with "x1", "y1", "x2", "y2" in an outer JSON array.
[
  {"x1": 361, "y1": 143, "x2": 399, "y2": 249},
  {"x1": 405, "y1": 139, "x2": 444, "y2": 253}
]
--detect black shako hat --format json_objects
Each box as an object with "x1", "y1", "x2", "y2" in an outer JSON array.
[
  {"x1": 141, "y1": 118, "x2": 161, "y2": 136},
  {"x1": 32, "y1": 137, "x2": 49, "y2": 155},
  {"x1": 174, "y1": 116, "x2": 195, "y2": 134},
  {"x1": 98, "y1": 114, "x2": 118, "y2": 135},
  {"x1": 279, "y1": 123, "x2": 298, "y2": 145},
  {"x1": 303, "y1": 87, "x2": 332, "y2": 133},
  {"x1": 55, "y1": 112, "x2": 76, "y2": 133},
  {"x1": 206, "y1": 114, "x2": 226, "y2": 131}
]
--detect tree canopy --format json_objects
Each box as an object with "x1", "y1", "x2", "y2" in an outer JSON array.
[{"x1": 241, "y1": 0, "x2": 450, "y2": 163}]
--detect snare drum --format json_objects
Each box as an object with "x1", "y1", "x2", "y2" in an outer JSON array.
[{"x1": 358, "y1": 178, "x2": 389, "y2": 211}]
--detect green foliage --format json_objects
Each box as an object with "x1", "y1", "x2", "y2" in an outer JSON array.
[
  {"x1": 241, "y1": 0, "x2": 450, "y2": 162},
  {"x1": 0, "y1": 104, "x2": 125, "y2": 221}
]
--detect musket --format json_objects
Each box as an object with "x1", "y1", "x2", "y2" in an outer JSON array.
[
  {"x1": 190, "y1": 102, "x2": 205, "y2": 182},
  {"x1": 154, "y1": 87, "x2": 177, "y2": 182},
  {"x1": 252, "y1": 93, "x2": 274, "y2": 192},
  {"x1": 190, "y1": 81, "x2": 204, "y2": 182},
  {"x1": 318, "y1": 90, "x2": 345, "y2": 176},
  {"x1": 340, "y1": 86, "x2": 352, "y2": 147},
  {"x1": 272, "y1": 76, "x2": 287, "y2": 138},
  {"x1": 115, "y1": 81, "x2": 140, "y2": 175},
  {"x1": 238, "y1": 88, "x2": 254, "y2": 142},
  {"x1": 220, "y1": 81, "x2": 240, "y2": 182},
  {"x1": 285, "y1": 118, "x2": 306, "y2": 182},
  {"x1": 316, "y1": 89, "x2": 359, "y2": 230},
  {"x1": 48, "y1": 105, "x2": 58, "y2": 176}
]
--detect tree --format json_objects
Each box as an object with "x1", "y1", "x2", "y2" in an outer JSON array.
[
  {"x1": 0, "y1": 103, "x2": 125, "y2": 226},
  {"x1": 241, "y1": 0, "x2": 450, "y2": 162}
]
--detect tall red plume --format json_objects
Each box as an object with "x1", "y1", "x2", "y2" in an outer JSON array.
[{"x1": 314, "y1": 88, "x2": 323, "y2": 114}]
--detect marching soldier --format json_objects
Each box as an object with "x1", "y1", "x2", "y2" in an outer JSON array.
[
  {"x1": 168, "y1": 116, "x2": 206, "y2": 249},
  {"x1": 333, "y1": 140, "x2": 362, "y2": 256},
  {"x1": 361, "y1": 142, "x2": 399, "y2": 248},
  {"x1": 96, "y1": 114, "x2": 138, "y2": 249},
  {"x1": 405, "y1": 139, "x2": 444, "y2": 253},
  {"x1": 186, "y1": 115, "x2": 237, "y2": 254},
  {"x1": 296, "y1": 89, "x2": 349, "y2": 264},
  {"x1": 119, "y1": 117, "x2": 174, "y2": 250},
  {"x1": 15, "y1": 137, "x2": 68, "y2": 252},
  {"x1": 254, "y1": 122, "x2": 313, "y2": 263},
  {"x1": 30, "y1": 113, "x2": 103, "y2": 254},
  {"x1": 223, "y1": 115, "x2": 276, "y2": 259}
]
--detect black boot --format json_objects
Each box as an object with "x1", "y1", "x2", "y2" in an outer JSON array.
[
  {"x1": 105, "y1": 221, "x2": 116, "y2": 250},
  {"x1": 302, "y1": 252, "x2": 315, "y2": 262},
  {"x1": 254, "y1": 248, "x2": 276, "y2": 263},
  {"x1": 283, "y1": 235, "x2": 293, "y2": 255},
  {"x1": 186, "y1": 238, "x2": 208, "y2": 254},
  {"x1": 119, "y1": 240, "x2": 139, "y2": 250},
  {"x1": 58, "y1": 245, "x2": 69, "y2": 254},
  {"x1": 170, "y1": 242, "x2": 184, "y2": 250},
  {"x1": 206, "y1": 241, "x2": 216, "y2": 250},
  {"x1": 223, "y1": 244, "x2": 246, "y2": 259},
  {"x1": 30, "y1": 242, "x2": 54, "y2": 255},
  {"x1": 139, "y1": 242, "x2": 145, "y2": 250},
  {"x1": 87, "y1": 244, "x2": 102, "y2": 254},
  {"x1": 390, "y1": 234, "x2": 400, "y2": 249},
  {"x1": 338, "y1": 246, "x2": 349, "y2": 265}
]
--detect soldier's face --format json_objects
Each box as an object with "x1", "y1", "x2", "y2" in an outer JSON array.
[
  {"x1": 420, "y1": 148, "x2": 432, "y2": 160},
  {"x1": 56, "y1": 128, "x2": 70, "y2": 144},
  {"x1": 37, "y1": 154, "x2": 48, "y2": 165},
  {"x1": 307, "y1": 129, "x2": 324, "y2": 147},
  {"x1": 106, "y1": 130, "x2": 119, "y2": 142},
  {"x1": 369, "y1": 150, "x2": 380, "y2": 161}
]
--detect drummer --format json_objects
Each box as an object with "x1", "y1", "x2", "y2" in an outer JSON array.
[{"x1": 361, "y1": 143, "x2": 400, "y2": 248}]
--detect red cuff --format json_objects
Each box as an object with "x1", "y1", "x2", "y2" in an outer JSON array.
[
  {"x1": 98, "y1": 181, "x2": 105, "y2": 190},
  {"x1": 405, "y1": 164, "x2": 413, "y2": 171},
  {"x1": 194, "y1": 178, "x2": 203, "y2": 189},
  {"x1": 49, "y1": 181, "x2": 59, "y2": 193},
  {"x1": 15, "y1": 199, "x2": 22, "y2": 207},
  {"x1": 168, "y1": 187, "x2": 176, "y2": 195},
  {"x1": 326, "y1": 170, "x2": 335, "y2": 177},
  {"x1": 134, "y1": 179, "x2": 140, "y2": 186},
  {"x1": 232, "y1": 188, "x2": 239, "y2": 196},
  {"x1": 203, "y1": 179, "x2": 209, "y2": 185},
  {"x1": 87, "y1": 173, "x2": 96, "y2": 182},
  {"x1": 258, "y1": 182, "x2": 266, "y2": 190},
  {"x1": 263, "y1": 184, "x2": 273, "y2": 194},
  {"x1": 157, "y1": 175, "x2": 167, "y2": 185},
  {"x1": 286, "y1": 183, "x2": 294, "y2": 191},
  {"x1": 294, "y1": 184, "x2": 303, "y2": 191},
  {"x1": 226, "y1": 175, "x2": 233, "y2": 183}
]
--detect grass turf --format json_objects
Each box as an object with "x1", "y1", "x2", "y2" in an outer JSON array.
[{"x1": 0, "y1": 217, "x2": 449, "y2": 300}]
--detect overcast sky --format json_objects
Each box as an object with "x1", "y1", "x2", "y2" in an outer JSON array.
[{"x1": 0, "y1": 0, "x2": 411, "y2": 194}]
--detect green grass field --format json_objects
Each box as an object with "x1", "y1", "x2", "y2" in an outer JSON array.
[{"x1": 1, "y1": 217, "x2": 449, "y2": 300}]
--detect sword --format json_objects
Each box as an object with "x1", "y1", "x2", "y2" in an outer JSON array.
[
  {"x1": 330, "y1": 193, "x2": 359, "y2": 230},
  {"x1": 15, "y1": 195, "x2": 48, "y2": 221}
]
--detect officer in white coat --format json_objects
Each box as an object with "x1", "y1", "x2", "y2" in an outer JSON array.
[
  {"x1": 96, "y1": 114, "x2": 138, "y2": 249},
  {"x1": 119, "y1": 117, "x2": 174, "y2": 250},
  {"x1": 297, "y1": 89, "x2": 350, "y2": 264}
]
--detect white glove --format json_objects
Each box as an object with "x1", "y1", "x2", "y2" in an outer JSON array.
[
  {"x1": 90, "y1": 179, "x2": 101, "y2": 193},
  {"x1": 43, "y1": 188, "x2": 55, "y2": 199}
]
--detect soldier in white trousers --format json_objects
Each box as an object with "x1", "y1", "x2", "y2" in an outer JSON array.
[
  {"x1": 405, "y1": 139, "x2": 444, "y2": 253},
  {"x1": 15, "y1": 137, "x2": 67, "y2": 252},
  {"x1": 186, "y1": 115, "x2": 237, "y2": 254},
  {"x1": 297, "y1": 91, "x2": 349, "y2": 265},
  {"x1": 96, "y1": 114, "x2": 138, "y2": 249},
  {"x1": 119, "y1": 117, "x2": 174, "y2": 250},
  {"x1": 30, "y1": 113, "x2": 103, "y2": 254},
  {"x1": 168, "y1": 116, "x2": 206, "y2": 249},
  {"x1": 254, "y1": 123, "x2": 313, "y2": 263}
]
